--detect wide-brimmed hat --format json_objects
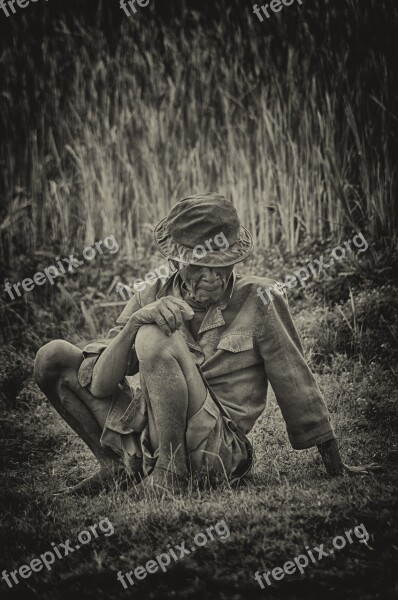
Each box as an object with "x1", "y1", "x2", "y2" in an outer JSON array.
[{"x1": 153, "y1": 193, "x2": 253, "y2": 267}]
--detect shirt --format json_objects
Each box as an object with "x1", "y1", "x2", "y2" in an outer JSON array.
[{"x1": 79, "y1": 271, "x2": 335, "y2": 449}]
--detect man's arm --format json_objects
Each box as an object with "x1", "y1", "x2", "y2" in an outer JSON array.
[
  {"x1": 317, "y1": 438, "x2": 345, "y2": 475},
  {"x1": 258, "y1": 290, "x2": 335, "y2": 450},
  {"x1": 89, "y1": 296, "x2": 194, "y2": 398},
  {"x1": 89, "y1": 314, "x2": 141, "y2": 398},
  {"x1": 258, "y1": 291, "x2": 380, "y2": 476}
]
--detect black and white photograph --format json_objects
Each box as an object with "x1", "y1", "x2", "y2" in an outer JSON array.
[{"x1": 0, "y1": 1, "x2": 397, "y2": 598}]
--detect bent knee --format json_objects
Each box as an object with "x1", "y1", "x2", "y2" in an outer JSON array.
[
  {"x1": 135, "y1": 324, "x2": 186, "y2": 362},
  {"x1": 34, "y1": 339, "x2": 82, "y2": 390}
]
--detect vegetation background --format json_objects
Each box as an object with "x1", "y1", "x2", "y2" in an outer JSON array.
[{"x1": 0, "y1": 0, "x2": 397, "y2": 599}]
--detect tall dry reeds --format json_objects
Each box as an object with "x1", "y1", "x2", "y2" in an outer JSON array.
[{"x1": 0, "y1": 0, "x2": 397, "y2": 262}]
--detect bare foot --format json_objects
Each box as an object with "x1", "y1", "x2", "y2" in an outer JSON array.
[
  {"x1": 131, "y1": 467, "x2": 189, "y2": 500},
  {"x1": 54, "y1": 462, "x2": 142, "y2": 497}
]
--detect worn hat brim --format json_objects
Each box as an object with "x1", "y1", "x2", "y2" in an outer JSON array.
[{"x1": 154, "y1": 218, "x2": 253, "y2": 267}]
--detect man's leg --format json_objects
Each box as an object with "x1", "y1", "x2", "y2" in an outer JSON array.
[
  {"x1": 134, "y1": 324, "x2": 207, "y2": 491},
  {"x1": 34, "y1": 340, "x2": 122, "y2": 493}
]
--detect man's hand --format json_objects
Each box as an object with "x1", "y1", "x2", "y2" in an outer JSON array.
[
  {"x1": 341, "y1": 463, "x2": 383, "y2": 476},
  {"x1": 130, "y1": 296, "x2": 194, "y2": 337},
  {"x1": 317, "y1": 439, "x2": 383, "y2": 477}
]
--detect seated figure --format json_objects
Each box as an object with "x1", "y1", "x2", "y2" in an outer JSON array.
[{"x1": 34, "y1": 193, "x2": 373, "y2": 496}]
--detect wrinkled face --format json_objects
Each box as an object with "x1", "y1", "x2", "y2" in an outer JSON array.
[{"x1": 179, "y1": 264, "x2": 234, "y2": 306}]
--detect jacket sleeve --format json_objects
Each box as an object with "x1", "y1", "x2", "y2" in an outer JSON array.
[{"x1": 259, "y1": 292, "x2": 335, "y2": 449}]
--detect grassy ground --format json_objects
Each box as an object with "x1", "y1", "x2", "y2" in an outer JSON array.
[{"x1": 0, "y1": 248, "x2": 397, "y2": 600}]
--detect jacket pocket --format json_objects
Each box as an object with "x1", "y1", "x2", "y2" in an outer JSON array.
[{"x1": 217, "y1": 334, "x2": 254, "y2": 353}]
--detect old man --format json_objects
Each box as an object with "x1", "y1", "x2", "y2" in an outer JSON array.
[{"x1": 34, "y1": 193, "x2": 372, "y2": 496}]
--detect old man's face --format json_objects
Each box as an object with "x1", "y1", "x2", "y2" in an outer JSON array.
[{"x1": 179, "y1": 264, "x2": 234, "y2": 306}]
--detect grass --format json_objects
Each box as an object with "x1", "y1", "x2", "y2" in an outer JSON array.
[
  {"x1": 0, "y1": 353, "x2": 397, "y2": 600},
  {"x1": 0, "y1": 245, "x2": 397, "y2": 600}
]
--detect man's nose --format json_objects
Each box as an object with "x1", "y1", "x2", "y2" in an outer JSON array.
[{"x1": 200, "y1": 267, "x2": 218, "y2": 282}]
